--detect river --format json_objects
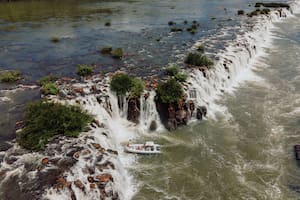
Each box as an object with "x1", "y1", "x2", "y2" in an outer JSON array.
[{"x1": 0, "y1": 0, "x2": 300, "y2": 199}]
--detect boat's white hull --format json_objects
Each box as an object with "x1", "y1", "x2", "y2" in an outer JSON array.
[{"x1": 124, "y1": 143, "x2": 161, "y2": 154}]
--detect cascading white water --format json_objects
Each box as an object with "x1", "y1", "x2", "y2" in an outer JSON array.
[
  {"x1": 186, "y1": 7, "x2": 294, "y2": 119},
  {"x1": 1, "y1": 3, "x2": 299, "y2": 200}
]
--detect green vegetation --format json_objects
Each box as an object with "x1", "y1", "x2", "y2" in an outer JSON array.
[
  {"x1": 130, "y1": 78, "x2": 145, "y2": 98},
  {"x1": 157, "y1": 78, "x2": 184, "y2": 104},
  {"x1": 165, "y1": 64, "x2": 188, "y2": 82},
  {"x1": 50, "y1": 37, "x2": 60, "y2": 43},
  {"x1": 100, "y1": 46, "x2": 112, "y2": 54},
  {"x1": 185, "y1": 52, "x2": 214, "y2": 67},
  {"x1": 110, "y1": 73, "x2": 145, "y2": 97},
  {"x1": 174, "y1": 73, "x2": 188, "y2": 82},
  {"x1": 0, "y1": 25, "x2": 17, "y2": 32},
  {"x1": 111, "y1": 48, "x2": 123, "y2": 59},
  {"x1": 168, "y1": 21, "x2": 175, "y2": 26},
  {"x1": 76, "y1": 64, "x2": 93, "y2": 76},
  {"x1": 237, "y1": 10, "x2": 245, "y2": 15},
  {"x1": 165, "y1": 65, "x2": 180, "y2": 76},
  {"x1": 0, "y1": 70, "x2": 21, "y2": 83},
  {"x1": 105, "y1": 22, "x2": 111, "y2": 26},
  {"x1": 0, "y1": 1, "x2": 116, "y2": 22},
  {"x1": 38, "y1": 75, "x2": 58, "y2": 86},
  {"x1": 255, "y1": 2, "x2": 290, "y2": 9},
  {"x1": 170, "y1": 27, "x2": 183, "y2": 32},
  {"x1": 17, "y1": 101, "x2": 93, "y2": 151},
  {"x1": 187, "y1": 24, "x2": 198, "y2": 34},
  {"x1": 197, "y1": 44, "x2": 205, "y2": 53},
  {"x1": 247, "y1": 8, "x2": 270, "y2": 17},
  {"x1": 41, "y1": 83, "x2": 59, "y2": 95},
  {"x1": 110, "y1": 73, "x2": 133, "y2": 96}
]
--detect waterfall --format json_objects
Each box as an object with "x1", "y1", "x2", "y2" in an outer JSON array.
[{"x1": 186, "y1": 7, "x2": 294, "y2": 118}]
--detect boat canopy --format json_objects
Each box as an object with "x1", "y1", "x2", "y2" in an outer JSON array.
[{"x1": 145, "y1": 141, "x2": 154, "y2": 146}]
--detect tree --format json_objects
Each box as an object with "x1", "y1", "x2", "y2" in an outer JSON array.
[
  {"x1": 110, "y1": 73, "x2": 133, "y2": 96},
  {"x1": 157, "y1": 78, "x2": 184, "y2": 104}
]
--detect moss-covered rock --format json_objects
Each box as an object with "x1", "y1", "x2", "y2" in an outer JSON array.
[
  {"x1": 0, "y1": 70, "x2": 21, "y2": 83},
  {"x1": 76, "y1": 65, "x2": 93, "y2": 77},
  {"x1": 41, "y1": 83, "x2": 59, "y2": 95},
  {"x1": 111, "y1": 48, "x2": 123, "y2": 59}
]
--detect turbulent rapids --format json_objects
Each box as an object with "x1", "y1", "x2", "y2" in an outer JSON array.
[{"x1": 0, "y1": 1, "x2": 299, "y2": 200}]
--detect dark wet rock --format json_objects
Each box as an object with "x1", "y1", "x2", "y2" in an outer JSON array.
[
  {"x1": 41, "y1": 157, "x2": 49, "y2": 165},
  {"x1": 167, "y1": 118, "x2": 178, "y2": 131},
  {"x1": 149, "y1": 120, "x2": 157, "y2": 131},
  {"x1": 66, "y1": 147, "x2": 84, "y2": 157},
  {"x1": 90, "y1": 183, "x2": 96, "y2": 190},
  {"x1": 196, "y1": 106, "x2": 207, "y2": 120},
  {"x1": 87, "y1": 176, "x2": 95, "y2": 183},
  {"x1": 175, "y1": 109, "x2": 188, "y2": 125},
  {"x1": 127, "y1": 98, "x2": 140, "y2": 123},
  {"x1": 255, "y1": 2, "x2": 290, "y2": 9},
  {"x1": 0, "y1": 142, "x2": 12, "y2": 152},
  {"x1": 96, "y1": 96, "x2": 102, "y2": 104},
  {"x1": 294, "y1": 145, "x2": 300, "y2": 160},
  {"x1": 97, "y1": 161, "x2": 115, "y2": 171},
  {"x1": 71, "y1": 189, "x2": 77, "y2": 200},
  {"x1": 5, "y1": 156, "x2": 18, "y2": 165},
  {"x1": 91, "y1": 143, "x2": 102, "y2": 149},
  {"x1": 57, "y1": 157, "x2": 77, "y2": 170},
  {"x1": 107, "y1": 149, "x2": 118, "y2": 155},
  {"x1": 74, "y1": 180, "x2": 85, "y2": 191},
  {"x1": 95, "y1": 173, "x2": 113, "y2": 183}
]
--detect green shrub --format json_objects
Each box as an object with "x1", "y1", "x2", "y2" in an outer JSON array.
[
  {"x1": 170, "y1": 27, "x2": 183, "y2": 32},
  {"x1": 41, "y1": 83, "x2": 59, "y2": 95},
  {"x1": 111, "y1": 48, "x2": 124, "y2": 59},
  {"x1": 51, "y1": 37, "x2": 60, "y2": 43},
  {"x1": 130, "y1": 78, "x2": 145, "y2": 98},
  {"x1": 77, "y1": 65, "x2": 93, "y2": 77},
  {"x1": 165, "y1": 65, "x2": 180, "y2": 76},
  {"x1": 157, "y1": 78, "x2": 184, "y2": 104},
  {"x1": 0, "y1": 70, "x2": 21, "y2": 83},
  {"x1": 17, "y1": 101, "x2": 93, "y2": 151},
  {"x1": 38, "y1": 75, "x2": 58, "y2": 86},
  {"x1": 175, "y1": 73, "x2": 188, "y2": 82},
  {"x1": 110, "y1": 73, "x2": 133, "y2": 96},
  {"x1": 185, "y1": 52, "x2": 214, "y2": 67},
  {"x1": 237, "y1": 10, "x2": 245, "y2": 15},
  {"x1": 168, "y1": 21, "x2": 175, "y2": 26},
  {"x1": 100, "y1": 46, "x2": 112, "y2": 54},
  {"x1": 261, "y1": 8, "x2": 271, "y2": 14},
  {"x1": 197, "y1": 44, "x2": 205, "y2": 53}
]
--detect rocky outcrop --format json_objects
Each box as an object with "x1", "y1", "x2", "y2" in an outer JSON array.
[
  {"x1": 156, "y1": 96, "x2": 206, "y2": 131},
  {"x1": 127, "y1": 97, "x2": 140, "y2": 123},
  {"x1": 255, "y1": 2, "x2": 290, "y2": 9}
]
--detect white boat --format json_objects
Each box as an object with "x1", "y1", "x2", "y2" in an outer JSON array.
[{"x1": 124, "y1": 141, "x2": 161, "y2": 154}]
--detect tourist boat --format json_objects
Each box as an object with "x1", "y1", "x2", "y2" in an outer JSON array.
[{"x1": 124, "y1": 141, "x2": 161, "y2": 154}]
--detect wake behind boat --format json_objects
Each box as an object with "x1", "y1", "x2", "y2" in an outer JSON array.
[{"x1": 124, "y1": 141, "x2": 161, "y2": 154}]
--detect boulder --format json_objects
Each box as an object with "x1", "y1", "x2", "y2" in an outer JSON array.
[
  {"x1": 95, "y1": 174, "x2": 113, "y2": 183},
  {"x1": 196, "y1": 106, "x2": 207, "y2": 120},
  {"x1": 167, "y1": 118, "x2": 177, "y2": 131},
  {"x1": 127, "y1": 98, "x2": 140, "y2": 123},
  {"x1": 149, "y1": 120, "x2": 157, "y2": 131},
  {"x1": 74, "y1": 180, "x2": 85, "y2": 191},
  {"x1": 41, "y1": 158, "x2": 49, "y2": 165}
]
